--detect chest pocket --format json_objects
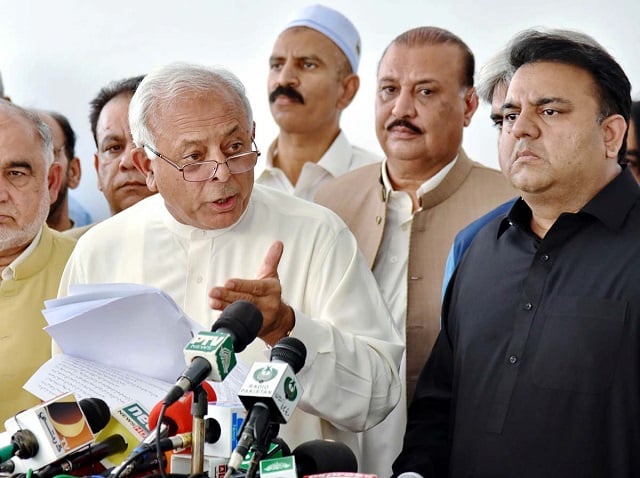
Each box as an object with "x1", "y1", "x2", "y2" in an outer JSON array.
[{"x1": 532, "y1": 296, "x2": 626, "y2": 393}]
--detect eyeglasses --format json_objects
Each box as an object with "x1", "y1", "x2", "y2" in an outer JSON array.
[{"x1": 143, "y1": 142, "x2": 260, "y2": 182}]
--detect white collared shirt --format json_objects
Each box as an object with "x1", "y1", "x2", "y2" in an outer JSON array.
[
  {"x1": 373, "y1": 156, "x2": 457, "y2": 336},
  {"x1": 1, "y1": 227, "x2": 43, "y2": 282},
  {"x1": 363, "y1": 156, "x2": 457, "y2": 477},
  {"x1": 256, "y1": 130, "x2": 380, "y2": 201}
]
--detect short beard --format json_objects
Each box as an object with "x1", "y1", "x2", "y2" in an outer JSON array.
[{"x1": 0, "y1": 192, "x2": 50, "y2": 252}]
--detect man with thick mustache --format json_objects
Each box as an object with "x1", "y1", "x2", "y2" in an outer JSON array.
[
  {"x1": 315, "y1": 26, "x2": 514, "y2": 477},
  {"x1": 257, "y1": 4, "x2": 380, "y2": 200},
  {"x1": 58, "y1": 63, "x2": 403, "y2": 465}
]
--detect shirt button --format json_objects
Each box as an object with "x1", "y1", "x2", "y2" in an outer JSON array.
[
  {"x1": 390, "y1": 256, "x2": 398, "y2": 263},
  {"x1": 196, "y1": 276, "x2": 203, "y2": 284},
  {"x1": 509, "y1": 355, "x2": 518, "y2": 364},
  {"x1": 541, "y1": 254, "x2": 550, "y2": 262},
  {"x1": 524, "y1": 302, "x2": 533, "y2": 310}
]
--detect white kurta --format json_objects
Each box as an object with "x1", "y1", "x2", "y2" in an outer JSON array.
[{"x1": 58, "y1": 185, "x2": 403, "y2": 466}]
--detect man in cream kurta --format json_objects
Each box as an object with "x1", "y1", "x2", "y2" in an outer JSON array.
[{"x1": 58, "y1": 63, "x2": 403, "y2": 467}]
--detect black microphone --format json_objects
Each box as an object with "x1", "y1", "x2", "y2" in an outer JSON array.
[
  {"x1": 226, "y1": 337, "x2": 307, "y2": 477},
  {"x1": 238, "y1": 337, "x2": 307, "y2": 423},
  {"x1": 78, "y1": 397, "x2": 111, "y2": 434},
  {"x1": 109, "y1": 432, "x2": 193, "y2": 478},
  {"x1": 34, "y1": 434, "x2": 127, "y2": 478},
  {"x1": 164, "y1": 300, "x2": 263, "y2": 405},
  {"x1": 292, "y1": 440, "x2": 358, "y2": 477}
]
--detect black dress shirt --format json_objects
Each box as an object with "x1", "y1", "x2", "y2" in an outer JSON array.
[{"x1": 393, "y1": 169, "x2": 640, "y2": 478}]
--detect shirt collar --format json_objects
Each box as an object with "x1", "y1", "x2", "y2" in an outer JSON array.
[
  {"x1": 499, "y1": 168, "x2": 640, "y2": 237},
  {"x1": 379, "y1": 155, "x2": 458, "y2": 200},
  {"x1": 263, "y1": 130, "x2": 352, "y2": 177},
  {"x1": 1, "y1": 226, "x2": 43, "y2": 281}
]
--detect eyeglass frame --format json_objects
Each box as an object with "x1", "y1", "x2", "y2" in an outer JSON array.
[{"x1": 143, "y1": 141, "x2": 261, "y2": 182}]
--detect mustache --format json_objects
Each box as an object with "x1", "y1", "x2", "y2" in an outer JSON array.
[
  {"x1": 269, "y1": 86, "x2": 305, "y2": 104},
  {"x1": 386, "y1": 119, "x2": 423, "y2": 134}
]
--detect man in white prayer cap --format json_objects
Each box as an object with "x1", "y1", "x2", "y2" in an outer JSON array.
[{"x1": 257, "y1": 4, "x2": 380, "y2": 200}]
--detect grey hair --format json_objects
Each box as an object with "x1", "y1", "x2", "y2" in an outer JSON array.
[
  {"x1": 0, "y1": 100, "x2": 54, "y2": 165},
  {"x1": 477, "y1": 28, "x2": 603, "y2": 104},
  {"x1": 129, "y1": 63, "x2": 253, "y2": 148}
]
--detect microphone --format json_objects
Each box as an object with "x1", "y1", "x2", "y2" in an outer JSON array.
[
  {"x1": 238, "y1": 337, "x2": 307, "y2": 423},
  {"x1": 110, "y1": 433, "x2": 193, "y2": 478},
  {"x1": 292, "y1": 440, "x2": 358, "y2": 477},
  {"x1": 94, "y1": 401, "x2": 154, "y2": 469},
  {"x1": 34, "y1": 434, "x2": 127, "y2": 478},
  {"x1": 226, "y1": 337, "x2": 307, "y2": 476},
  {"x1": 164, "y1": 300, "x2": 263, "y2": 406},
  {"x1": 78, "y1": 397, "x2": 112, "y2": 434},
  {"x1": 150, "y1": 383, "x2": 217, "y2": 434},
  {"x1": 2, "y1": 395, "x2": 111, "y2": 471},
  {"x1": 0, "y1": 429, "x2": 38, "y2": 463},
  {"x1": 108, "y1": 389, "x2": 220, "y2": 478}
]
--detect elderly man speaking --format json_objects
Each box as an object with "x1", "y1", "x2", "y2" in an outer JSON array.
[{"x1": 58, "y1": 63, "x2": 403, "y2": 463}]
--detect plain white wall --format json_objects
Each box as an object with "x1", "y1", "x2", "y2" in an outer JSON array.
[{"x1": 1, "y1": 0, "x2": 638, "y2": 221}]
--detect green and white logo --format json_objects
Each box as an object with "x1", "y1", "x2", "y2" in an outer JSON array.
[
  {"x1": 265, "y1": 460, "x2": 293, "y2": 472},
  {"x1": 284, "y1": 377, "x2": 298, "y2": 401},
  {"x1": 253, "y1": 366, "x2": 278, "y2": 383}
]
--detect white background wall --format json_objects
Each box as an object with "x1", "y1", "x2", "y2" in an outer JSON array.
[{"x1": 1, "y1": 0, "x2": 638, "y2": 221}]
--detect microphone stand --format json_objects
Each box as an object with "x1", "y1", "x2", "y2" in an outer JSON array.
[
  {"x1": 190, "y1": 385, "x2": 208, "y2": 476},
  {"x1": 245, "y1": 422, "x2": 280, "y2": 478}
]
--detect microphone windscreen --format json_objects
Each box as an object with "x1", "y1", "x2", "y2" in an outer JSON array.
[
  {"x1": 271, "y1": 337, "x2": 307, "y2": 373},
  {"x1": 292, "y1": 440, "x2": 358, "y2": 476},
  {"x1": 78, "y1": 398, "x2": 111, "y2": 434},
  {"x1": 213, "y1": 300, "x2": 263, "y2": 352},
  {"x1": 204, "y1": 418, "x2": 221, "y2": 444}
]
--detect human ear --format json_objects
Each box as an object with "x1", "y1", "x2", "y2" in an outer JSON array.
[
  {"x1": 131, "y1": 147, "x2": 158, "y2": 192},
  {"x1": 337, "y1": 73, "x2": 360, "y2": 110},
  {"x1": 47, "y1": 161, "x2": 63, "y2": 206},
  {"x1": 67, "y1": 157, "x2": 82, "y2": 189},
  {"x1": 601, "y1": 114, "x2": 627, "y2": 159},
  {"x1": 462, "y1": 87, "x2": 479, "y2": 127}
]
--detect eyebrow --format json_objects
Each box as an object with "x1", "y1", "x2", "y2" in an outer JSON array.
[
  {"x1": 4, "y1": 160, "x2": 33, "y2": 171},
  {"x1": 270, "y1": 53, "x2": 324, "y2": 63},
  {"x1": 502, "y1": 97, "x2": 572, "y2": 111},
  {"x1": 99, "y1": 134, "x2": 125, "y2": 146},
  {"x1": 378, "y1": 76, "x2": 440, "y2": 86}
]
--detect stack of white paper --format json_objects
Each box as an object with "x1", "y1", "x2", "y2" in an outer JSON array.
[
  {"x1": 43, "y1": 283, "x2": 202, "y2": 383},
  {"x1": 25, "y1": 283, "x2": 248, "y2": 410}
]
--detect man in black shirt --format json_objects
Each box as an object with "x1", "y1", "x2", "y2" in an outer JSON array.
[{"x1": 393, "y1": 30, "x2": 636, "y2": 478}]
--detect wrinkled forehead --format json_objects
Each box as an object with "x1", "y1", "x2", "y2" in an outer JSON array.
[
  {"x1": 96, "y1": 93, "x2": 133, "y2": 138},
  {"x1": 149, "y1": 90, "x2": 252, "y2": 143}
]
